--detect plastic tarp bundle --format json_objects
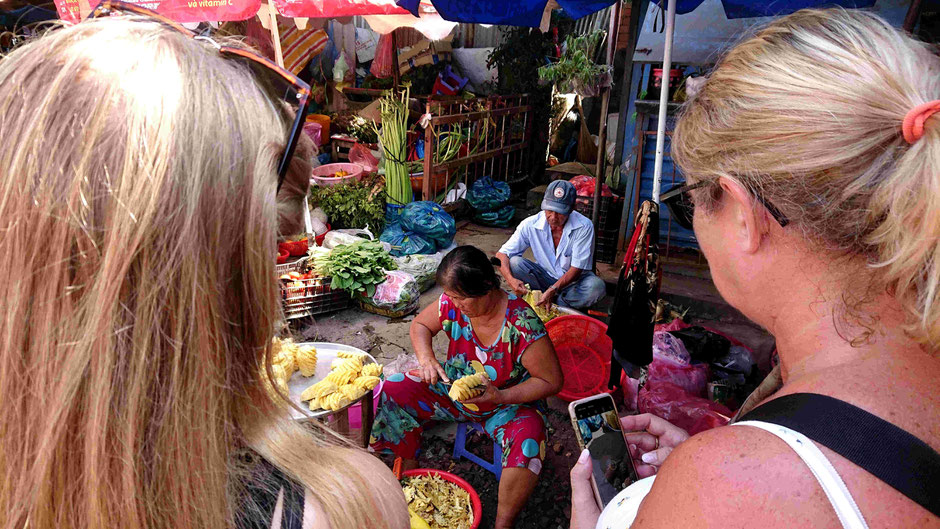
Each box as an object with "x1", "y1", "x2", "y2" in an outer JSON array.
[
  {"x1": 380, "y1": 202, "x2": 455, "y2": 257},
  {"x1": 380, "y1": 223, "x2": 437, "y2": 257},
  {"x1": 394, "y1": 243, "x2": 455, "y2": 292},
  {"x1": 401, "y1": 201, "x2": 456, "y2": 249},
  {"x1": 467, "y1": 176, "x2": 514, "y2": 228}
]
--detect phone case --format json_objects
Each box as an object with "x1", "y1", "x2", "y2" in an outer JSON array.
[{"x1": 568, "y1": 393, "x2": 625, "y2": 508}]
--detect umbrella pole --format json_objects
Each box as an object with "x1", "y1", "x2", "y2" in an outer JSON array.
[
  {"x1": 268, "y1": 4, "x2": 285, "y2": 68},
  {"x1": 651, "y1": 0, "x2": 676, "y2": 204}
]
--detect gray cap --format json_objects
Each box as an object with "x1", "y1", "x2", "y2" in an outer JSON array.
[{"x1": 542, "y1": 180, "x2": 576, "y2": 215}]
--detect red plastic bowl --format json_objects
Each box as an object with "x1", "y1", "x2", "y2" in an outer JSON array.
[
  {"x1": 402, "y1": 469, "x2": 482, "y2": 529},
  {"x1": 546, "y1": 315, "x2": 612, "y2": 401}
]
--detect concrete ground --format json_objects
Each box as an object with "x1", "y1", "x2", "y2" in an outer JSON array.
[{"x1": 290, "y1": 221, "x2": 776, "y2": 371}]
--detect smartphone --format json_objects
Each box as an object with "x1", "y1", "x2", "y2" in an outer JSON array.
[{"x1": 569, "y1": 393, "x2": 639, "y2": 507}]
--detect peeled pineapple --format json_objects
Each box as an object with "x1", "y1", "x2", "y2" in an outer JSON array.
[
  {"x1": 301, "y1": 379, "x2": 337, "y2": 402},
  {"x1": 296, "y1": 345, "x2": 318, "y2": 377},
  {"x1": 323, "y1": 392, "x2": 351, "y2": 411},
  {"x1": 353, "y1": 375, "x2": 381, "y2": 391},
  {"x1": 325, "y1": 366, "x2": 359, "y2": 385},
  {"x1": 340, "y1": 384, "x2": 366, "y2": 401},
  {"x1": 448, "y1": 373, "x2": 488, "y2": 402},
  {"x1": 337, "y1": 350, "x2": 366, "y2": 360},
  {"x1": 361, "y1": 363, "x2": 383, "y2": 378}
]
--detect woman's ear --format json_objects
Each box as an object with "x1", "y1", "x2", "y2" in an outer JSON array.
[{"x1": 717, "y1": 177, "x2": 769, "y2": 254}]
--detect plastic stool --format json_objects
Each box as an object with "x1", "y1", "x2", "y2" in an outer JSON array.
[{"x1": 453, "y1": 422, "x2": 502, "y2": 479}]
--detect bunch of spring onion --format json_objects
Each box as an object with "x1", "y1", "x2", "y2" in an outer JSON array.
[{"x1": 373, "y1": 85, "x2": 412, "y2": 206}]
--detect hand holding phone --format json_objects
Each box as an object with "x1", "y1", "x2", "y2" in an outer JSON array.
[{"x1": 568, "y1": 393, "x2": 639, "y2": 508}]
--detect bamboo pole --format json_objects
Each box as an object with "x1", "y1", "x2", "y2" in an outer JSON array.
[
  {"x1": 268, "y1": 3, "x2": 284, "y2": 68},
  {"x1": 591, "y1": 1, "x2": 623, "y2": 260}
]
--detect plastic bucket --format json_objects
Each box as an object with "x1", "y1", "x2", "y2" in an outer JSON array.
[
  {"x1": 348, "y1": 378, "x2": 383, "y2": 429},
  {"x1": 401, "y1": 469, "x2": 482, "y2": 529}
]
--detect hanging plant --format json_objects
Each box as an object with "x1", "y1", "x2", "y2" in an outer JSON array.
[{"x1": 538, "y1": 30, "x2": 612, "y2": 98}]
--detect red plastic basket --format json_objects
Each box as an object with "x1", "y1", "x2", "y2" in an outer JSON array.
[
  {"x1": 546, "y1": 315, "x2": 612, "y2": 401},
  {"x1": 402, "y1": 469, "x2": 482, "y2": 529}
]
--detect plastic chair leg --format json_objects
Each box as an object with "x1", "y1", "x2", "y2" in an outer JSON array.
[{"x1": 453, "y1": 422, "x2": 502, "y2": 480}]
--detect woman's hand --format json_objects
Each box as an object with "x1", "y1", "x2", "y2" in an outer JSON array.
[
  {"x1": 569, "y1": 449, "x2": 602, "y2": 529},
  {"x1": 416, "y1": 360, "x2": 449, "y2": 385},
  {"x1": 621, "y1": 413, "x2": 689, "y2": 478},
  {"x1": 462, "y1": 376, "x2": 503, "y2": 406}
]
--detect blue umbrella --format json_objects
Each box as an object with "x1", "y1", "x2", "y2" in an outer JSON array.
[
  {"x1": 396, "y1": 0, "x2": 619, "y2": 27},
  {"x1": 675, "y1": 0, "x2": 875, "y2": 18}
]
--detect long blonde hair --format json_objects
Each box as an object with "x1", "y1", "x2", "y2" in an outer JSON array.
[
  {"x1": 673, "y1": 9, "x2": 940, "y2": 351},
  {"x1": 0, "y1": 18, "x2": 399, "y2": 529}
]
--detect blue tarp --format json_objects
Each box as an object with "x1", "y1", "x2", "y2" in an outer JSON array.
[
  {"x1": 674, "y1": 0, "x2": 876, "y2": 18},
  {"x1": 397, "y1": 0, "x2": 617, "y2": 27}
]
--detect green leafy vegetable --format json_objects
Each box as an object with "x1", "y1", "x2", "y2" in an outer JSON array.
[
  {"x1": 308, "y1": 180, "x2": 386, "y2": 232},
  {"x1": 312, "y1": 240, "x2": 397, "y2": 297}
]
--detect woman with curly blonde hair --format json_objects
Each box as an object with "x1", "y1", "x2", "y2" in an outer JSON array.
[
  {"x1": 571, "y1": 8, "x2": 939, "y2": 529},
  {"x1": 0, "y1": 14, "x2": 406, "y2": 529}
]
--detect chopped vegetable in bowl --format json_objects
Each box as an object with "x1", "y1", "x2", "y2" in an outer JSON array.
[{"x1": 402, "y1": 474, "x2": 473, "y2": 529}]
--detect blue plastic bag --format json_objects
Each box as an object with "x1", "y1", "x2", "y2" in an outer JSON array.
[
  {"x1": 401, "y1": 201, "x2": 456, "y2": 249},
  {"x1": 380, "y1": 222, "x2": 438, "y2": 257},
  {"x1": 467, "y1": 176, "x2": 511, "y2": 213},
  {"x1": 473, "y1": 204, "x2": 515, "y2": 227}
]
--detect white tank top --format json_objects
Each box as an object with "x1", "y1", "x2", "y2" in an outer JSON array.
[{"x1": 595, "y1": 421, "x2": 869, "y2": 529}]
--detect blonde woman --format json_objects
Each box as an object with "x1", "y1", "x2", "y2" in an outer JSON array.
[
  {"x1": 0, "y1": 13, "x2": 407, "y2": 529},
  {"x1": 571, "y1": 8, "x2": 939, "y2": 529}
]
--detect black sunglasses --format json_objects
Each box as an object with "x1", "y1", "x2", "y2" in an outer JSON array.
[
  {"x1": 660, "y1": 181, "x2": 790, "y2": 230},
  {"x1": 86, "y1": 0, "x2": 311, "y2": 193}
]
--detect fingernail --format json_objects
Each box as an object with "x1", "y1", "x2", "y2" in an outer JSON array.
[
  {"x1": 629, "y1": 444, "x2": 637, "y2": 452},
  {"x1": 578, "y1": 448, "x2": 590, "y2": 464},
  {"x1": 641, "y1": 452, "x2": 656, "y2": 464}
]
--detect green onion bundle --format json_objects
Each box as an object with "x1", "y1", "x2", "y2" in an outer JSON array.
[{"x1": 374, "y1": 85, "x2": 412, "y2": 206}]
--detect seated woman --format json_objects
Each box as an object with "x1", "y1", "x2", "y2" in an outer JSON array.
[
  {"x1": 570, "y1": 8, "x2": 940, "y2": 529},
  {"x1": 0, "y1": 10, "x2": 406, "y2": 529},
  {"x1": 372, "y1": 245, "x2": 564, "y2": 529}
]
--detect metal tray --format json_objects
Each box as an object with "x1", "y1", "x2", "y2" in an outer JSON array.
[{"x1": 286, "y1": 342, "x2": 378, "y2": 421}]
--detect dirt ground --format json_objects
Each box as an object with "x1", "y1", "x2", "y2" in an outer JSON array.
[{"x1": 376, "y1": 397, "x2": 585, "y2": 529}]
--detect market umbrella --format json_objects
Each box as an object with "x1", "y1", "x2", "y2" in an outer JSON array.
[
  {"x1": 53, "y1": 0, "x2": 261, "y2": 24},
  {"x1": 397, "y1": 0, "x2": 618, "y2": 27}
]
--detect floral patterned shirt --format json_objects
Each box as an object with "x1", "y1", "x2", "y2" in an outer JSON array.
[{"x1": 438, "y1": 292, "x2": 547, "y2": 417}]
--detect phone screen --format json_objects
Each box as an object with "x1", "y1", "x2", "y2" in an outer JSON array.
[{"x1": 574, "y1": 397, "x2": 638, "y2": 505}]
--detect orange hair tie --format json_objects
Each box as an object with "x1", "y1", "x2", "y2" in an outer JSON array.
[{"x1": 902, "y1": 100, "x2": 940, "y2": 144}]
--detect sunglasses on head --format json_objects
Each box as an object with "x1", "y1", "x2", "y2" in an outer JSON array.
[
  {"x1": 85, "y1": 0, "x2": 311, "y2": 194},
  {"x1": 660, "y1": 180, "x2": 790, "y2": 230}
]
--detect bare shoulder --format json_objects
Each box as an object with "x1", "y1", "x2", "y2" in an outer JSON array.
[
  {"x1": 630, "y1": 425, "x2": 845, "y2": 529},
  {"x1": 351, "y1": 451, "x2": 410, "y2": 529}
]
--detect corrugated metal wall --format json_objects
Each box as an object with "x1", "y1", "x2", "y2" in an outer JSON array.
[{"x1": 633, "y1": 113, "x2": 698, "y2": 249}]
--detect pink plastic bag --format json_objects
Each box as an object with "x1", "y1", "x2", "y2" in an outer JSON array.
[
  {"x1": 349, "y1": 142, "x2": 379, "y2": 173},
  {"x1": 370, "y1": 33, "x2": 395, "y2": 79},
  {"x1": 570, "y1": 174, "x2": 614, "y2": 197},
  {"x1": 637, "y1": 381, "x2": 731, "y2": 436},
  {"x1": 619, "y1": 373, "x2": 641, "y2": 413},
  {"x1": 647, "y1": 358, "x2": 709, "y2": 397},
  {"x1": 303, "y1": 121, "x2": 322, "y2": 146}
]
